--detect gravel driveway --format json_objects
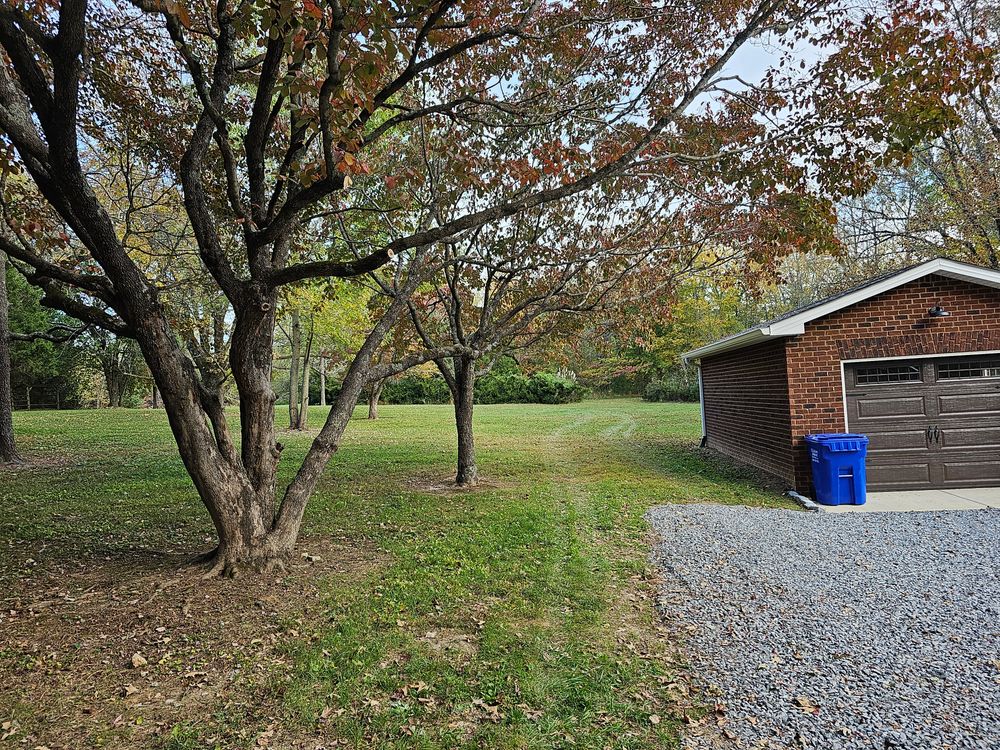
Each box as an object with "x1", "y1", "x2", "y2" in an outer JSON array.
[{"x1": 647, "y1": 505, "x2": 1000, "y2": 750}]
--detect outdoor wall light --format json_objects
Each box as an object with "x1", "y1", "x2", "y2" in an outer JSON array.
[{"x1": 929, "y1": 305, "x2": 951, "y2": 318}]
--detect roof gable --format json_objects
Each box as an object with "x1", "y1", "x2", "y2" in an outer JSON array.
[{"x1": 682, "y1": 258, "x2": 1000, "y2": 363}]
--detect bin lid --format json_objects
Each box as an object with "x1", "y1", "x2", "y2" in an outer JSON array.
[{"x1": 804, "y1": 433, "x2": 869, "y2": 444}]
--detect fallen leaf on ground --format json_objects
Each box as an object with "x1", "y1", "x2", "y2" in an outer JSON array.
[{"x1": 793, "y1": 696, "x2": 820, "y2": 715}]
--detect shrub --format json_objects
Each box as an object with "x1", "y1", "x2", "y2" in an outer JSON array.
[
  {"x1": 643, "y1": 376, "x2": 699, "y2": 403},
  {"x1": 381, "y1": 375, "x2": 451, "y2": 404},
  {"x1": 476, "y1": 370, "x2": 586, "y2": 404},
  {"x1": 474, "y1": 370, "x2": 532, "y2": 404},
  {"x1": 335, "y1": 363, "x2": 588, "y2": 406},
  {"x1": 526, "y1": 372, "x2": 587, "y2": 404}
]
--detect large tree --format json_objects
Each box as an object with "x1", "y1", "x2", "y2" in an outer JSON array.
[{"x1": 0, "y1": 0, "x2": 984, "y2": 574}]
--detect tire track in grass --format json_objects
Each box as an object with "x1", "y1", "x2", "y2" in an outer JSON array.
[{"x1": 536, "y1": 405, "x2": 691, "y2": 746}]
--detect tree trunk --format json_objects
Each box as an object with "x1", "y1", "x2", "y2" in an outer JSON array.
[
  {"x1": 264, "y1": 279, "x2": 420, "y2": 557},
  {"x1": 295, "y1": 321, "x2": 313, "y2": 430},
  {"x1": 152, "y1": 386, "x2": 159, "y2": 408},
  {"x1": 319, "y1": 355, "x2": 327, "y2": 408},
  {"x1": 105, "y1": 366, "x2": 124, "y2": 407},
  {"x1": 288, "y1": 309, "x2": 301, "y2": 429},
  {"x1": 0, "y1": 252, "x2": 22, "y2": 463},
  {"x1": 453, "y1": 356, "x2": 478, "y2": 486},
  {"x1": 55, "y1": 252, "x2": 416, "y2": 577},
  {"x1": 368, "y1": 379, "x2": 384, "y2": 420}
]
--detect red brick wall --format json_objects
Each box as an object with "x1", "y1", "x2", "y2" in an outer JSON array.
[
  {"x1": 700, "y1": 339, "x2": 795, "y2": 484},
  {"x1": 786, "y1": 273, "x2": 1000, "y2": 489}
]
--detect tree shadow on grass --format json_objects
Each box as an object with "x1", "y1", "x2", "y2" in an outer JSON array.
[{"x1": 0, "y1": 534, "x2": 385, "y2": 749}]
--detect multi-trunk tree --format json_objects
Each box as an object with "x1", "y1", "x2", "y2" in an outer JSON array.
[{"x1": 0, "y1": 0, "x2": 985, "y2": 575}]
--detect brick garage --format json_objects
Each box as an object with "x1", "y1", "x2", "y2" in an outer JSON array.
[{"x1": 684, "y1": 258, "x2": 1000, "y2": 494}]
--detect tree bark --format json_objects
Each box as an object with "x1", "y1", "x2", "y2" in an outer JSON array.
[
  {"x1": 0, "y1": 252, "x2": 22, "y2": 463},
  {"x1": 105, "y1": 364, "x2": 124, "y2": 407},
  {"x1": 452, "y1": 356, "x2": 478, "y2": 486},
  {"x1": 319, "y1": 355, "x2": 327, "y2": 408},
  {"x1": 368, "y1": 379, "x2": 384, "y2": 420},
  {"x1": 288, "y1": 309, "x2": 301, "y2": 429},
  {"x1": 296, "y1": 320, "x2": 313, "y2": 429}
]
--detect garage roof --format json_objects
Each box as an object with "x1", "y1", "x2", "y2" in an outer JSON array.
[{"x1": 681, "y1": 257, "x2": 1000, "y2": 364}]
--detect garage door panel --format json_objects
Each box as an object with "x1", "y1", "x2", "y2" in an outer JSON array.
[
  {"x1": 866, "y1": 461, "x2": 932, "y2": 489},
  {"x1": 939, "y1": 425, "x2": 1000, "y2": 450},
  {"x1": 936, "y1": 392, "x2": 1000, "y2": 417},
  {"x1": 855, "y1": 396, "x2": 928, "y2": 419},
  {"x1": 941, "y1": 458, "x2": 1000, "y2": 484},
  {"x1": 864, "y1": 429, "x2": 930, "y2": 452}
]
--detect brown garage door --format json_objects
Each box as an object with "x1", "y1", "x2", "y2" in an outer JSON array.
[{"x1": 845, "y1": 355, "x2": 1000, "y2": 491}]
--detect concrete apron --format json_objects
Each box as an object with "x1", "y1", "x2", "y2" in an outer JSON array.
[{"x1": 821, "y1": 487, "x2": 1000, "y2": 513}]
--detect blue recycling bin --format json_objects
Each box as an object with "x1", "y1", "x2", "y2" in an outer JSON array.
[{"x1": 804, "y1": 434, "x2": 869, "y2": 506}]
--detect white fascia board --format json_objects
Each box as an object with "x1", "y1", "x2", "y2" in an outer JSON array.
[
  {"x1": 681, "y1": 328, "x2": 770, "y2": 364},
  {"x1": 936, "y1": 268, "x2": 1000, "y2": 289}
]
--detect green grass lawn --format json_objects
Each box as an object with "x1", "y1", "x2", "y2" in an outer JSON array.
[{"x1": 0, "y1": 400, "x2": 791, "y2": 749}]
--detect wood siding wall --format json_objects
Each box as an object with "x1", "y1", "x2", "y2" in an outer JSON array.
[{"x1": 700, "y1": 339, "x2": 795, "y2": 485}]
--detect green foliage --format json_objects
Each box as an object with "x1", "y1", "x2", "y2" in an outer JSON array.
[
  {"x1": 473, "y1": 369, "x2": 532, "y2": 404},
  {"x1": 379, "y1": 367, "x2": 588, "y2": 406},
  {"x1": 476, "y1": 370, "x2": 587, "y2": 405},
  {"x1": 381, "y1": 374, "x2": 452, "y2": 405},
  {"x1": 578, "y1": 276, "x2": 752, "y2": 397},
  {"x1": 6, "y1": 266, "x2": 84, "y2": 408},
  {"x1": 643, "y1": 376, "x2": 700, "y2": 403},
  {"x1": 578, "y1": 356, "x2": 647, "y2": 397}
]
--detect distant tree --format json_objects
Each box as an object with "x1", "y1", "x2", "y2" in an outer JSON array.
[
  {"x1": 6, "y1": 260, "x2": 86, "y2": 405},
  {"x1": 76, "y1": 329, "x2": 146, "y2": 407},
  {"x1": 828, "y1": 1, "x2": 1000, "y2": 270},
  {"x1": 278, "y1": 280, "x2": 371, "y2": 429},
  {"x1": 574, "y1": 266, "x2": 759, "y2": 397},
  {"x1": 0, "y1": 251, "x2": 19, "y2": 462},
  {"x1": 0, "y1": 1, "x2": 984, "y2": 574},
  {"x1": 1, "y1": 251, "x2": 88, "y2": 459}
]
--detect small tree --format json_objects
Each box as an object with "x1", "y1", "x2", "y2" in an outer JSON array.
[{"x1": 399, "y1": 192, "x2": 684, "y2": 484}]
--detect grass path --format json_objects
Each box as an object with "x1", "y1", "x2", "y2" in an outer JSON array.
[{"x1": 0, "y1": 400, "x2": 790, "y2": 749}]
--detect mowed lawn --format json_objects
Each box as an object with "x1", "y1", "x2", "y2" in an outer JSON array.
[{"x1": 0, "y1": 400, "x2": 791, "y2": 750}]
